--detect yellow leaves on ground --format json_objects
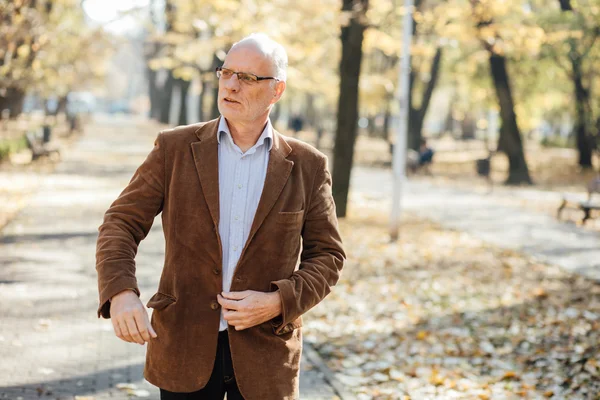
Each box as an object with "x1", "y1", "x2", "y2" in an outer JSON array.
[{"x1": 303, "y1": 204, "x2": 600, "y2": 399}]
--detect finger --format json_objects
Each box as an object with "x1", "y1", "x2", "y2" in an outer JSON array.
[
  {"x1": 223, "y1": 309, "x2": 236, "y2": 321},
  {"x1": 224, "y1": 311, "x2": 243, "y2": 324},
  {"x1": 148, "y1": 318, "x2": 158, "y2": 338},
  {"x1": 144, "y1": 307, "x2": 158, "y2": 338},
  {"x1": 116, "y1": 317, "x2": 133, "y2": 343},
  {"x1": 217, "y1": 295, "x2": 240, "y2": 310},
  {"x1": 221, "y1": 290, "x2": 250, "y2": 300},
  {"x1": 112, "y1": 317, "x2": 124, "y2": 339},
  {"x1": 125, "y1": 314, "x2": 145, "y2": 344},
  {"x1": 228, "y1": 315, "x2": 249, "y2": 328},
  {"x1": 133, "y1": 309, "x2": 152, "y2": 343}
]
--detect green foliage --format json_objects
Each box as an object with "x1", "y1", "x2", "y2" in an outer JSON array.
[
  {"x1": 0, "y1": 135, "x2": 27, "y2": 161},
  {"x1": 541, "y1": 134, "x2": 576, "y2": 148}
]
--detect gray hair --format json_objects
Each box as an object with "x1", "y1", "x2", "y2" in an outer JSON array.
[{"x1": 231, "y1": 33, "x2": 288, "y2": 82}]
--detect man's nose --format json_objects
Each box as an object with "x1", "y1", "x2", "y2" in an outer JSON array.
[{"x1": 223, "y1": 74, "x2": 240, "y2": 91}]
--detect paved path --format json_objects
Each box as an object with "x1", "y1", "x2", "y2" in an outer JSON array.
[
  {"x1": 351, "y1": 167, "x2": 600, "y2": 281},
  {"x1": 0, "y1": 116, "x2": 341, "y2": 400}
]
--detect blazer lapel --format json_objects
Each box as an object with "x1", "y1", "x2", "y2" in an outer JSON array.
[
  {"x1": 190, "y1": 119, "x2": 221, "y2": 231},
  {"x1": 242, "y1": 129, "x2": 293, "y2": 256},
  {"x1": 190, "y1": 120, "x2": 294, "y2": 262}
]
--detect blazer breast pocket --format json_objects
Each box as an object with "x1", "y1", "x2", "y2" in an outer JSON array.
[{"x1": 276, "y1": 209, "x2": 304, "y2": 225}]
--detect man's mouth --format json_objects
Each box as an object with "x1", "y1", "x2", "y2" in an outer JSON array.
[{"x1": 224, "y1": 97, "x2": 240, "y2": 104}]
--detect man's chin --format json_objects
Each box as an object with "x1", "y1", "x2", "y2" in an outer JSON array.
[{"x1": 219, "y1": 109, "x2": 245, "y2": 123}]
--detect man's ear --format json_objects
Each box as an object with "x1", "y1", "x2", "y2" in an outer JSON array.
[{"x1": 272, "y1": 81, "x2": 286, "y2": 103}]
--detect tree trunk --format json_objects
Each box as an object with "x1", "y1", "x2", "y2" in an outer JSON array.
[
  {"x1": 305, "y1": 93, "x2": 316, "y2": 129},
  {"x1": 271, "y1": 102, "x2": 282, "y2": 126},
  {"x1": 147, "y1": 0, "x2": 161, "y2": 120},
  {"x1": 0, "y1": 87, "x2": 26, "y2": 119},
  {"x1": 159, "y1": 71, "x2": 174, "y2": 124},
  {"x1": 489, "y1": 53, "x2": 532, "y2": 184},
  {"x1": 43, "y1": 98, "x2": 51, "y2": 116},
  {"x1": 177, "y1": 78, "x2": 191, "y2": 126},
  {"x1": 211, "y1": 81, "x2": 220, "y2": 120},
  {"x1": 572, "y1": 55, "x2": 594, "y2": 168},
  {"x1": 461, "y1": 112, "x2": 476, "y2": 140},
  {"x1": 384, "y1": 99, "x2": 392, "y2": 143},
  {"x1": 148, "y1": 66, "x2": 160, "y2": 120},
  {"x1": 332, "y1": 0, "x2": 369, "y2": 218},
  {"x1": 557, "y1": 0, "x2": 595, "y2": 168},
  {"x1": 159, "y1": 0, "x2": 176, "y2": 125},
  {"x1": 198, "y1": 79, "x2": 208, "y2": 122},
  {"x1": 559, "y1": 0, "x2": 573, "y2": 10},
  {"x1": 210, "y1": 53, "x2": 222, "y2": 120},
  {"x1": 407, "y1": 47, "x2": 443, "y2": 150}
]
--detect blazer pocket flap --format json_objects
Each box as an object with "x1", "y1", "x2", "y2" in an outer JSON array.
[
  {"x1": 273, "y1": 316, "x2": 303, "y2": 335},
  {"x1": 146, "y1": 292, "x2": 176, "y2": 310}
]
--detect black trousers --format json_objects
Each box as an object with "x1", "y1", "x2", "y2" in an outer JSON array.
[{"x1": 160, "y1": 330, "x2": 245, "y2": 400}]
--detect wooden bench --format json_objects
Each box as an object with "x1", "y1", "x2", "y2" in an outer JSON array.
[
  {"x1": 25, "y1": 131, "x2": 60, "y2": 161},
  {"x1": 557, "y1": 177, "x2": 600, "y2": 224}
]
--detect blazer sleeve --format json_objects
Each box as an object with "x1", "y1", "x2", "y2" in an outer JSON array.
[
  {"x1": 269, "y1": 155, "x2": 345, "y2": 334},
  {"x1": 95, "y1": 132, "x2": 165, "y2": 319}
]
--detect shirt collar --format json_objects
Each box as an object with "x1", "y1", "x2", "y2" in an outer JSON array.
[{"x1": 217, "y1": 116, "x2": 274, "y2": 152}]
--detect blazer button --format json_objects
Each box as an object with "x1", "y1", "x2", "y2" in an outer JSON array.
[
  {"x1": 210, "y1": 300, "x2": 219, "y2": 310},
  {"x1": 213, "y1": 268, "x2": 220, "y2": 275}
]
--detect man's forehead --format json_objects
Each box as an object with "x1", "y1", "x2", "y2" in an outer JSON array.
[{"x1": 224, "y1": 45, "x2": 272, "y2": 71}]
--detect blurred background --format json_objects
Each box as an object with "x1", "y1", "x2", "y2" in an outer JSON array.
[{"x1": 1, "y1": 0, "x2": 600, "y2": 399}]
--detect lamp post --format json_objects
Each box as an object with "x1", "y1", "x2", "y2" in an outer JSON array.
[{"x1": 389, "y1": 0, "x2": 414, "y2": 241}]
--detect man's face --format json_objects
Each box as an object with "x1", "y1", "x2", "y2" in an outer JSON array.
[{"x1": 217, "y1": 45, "x2": 285, "y2": 124}]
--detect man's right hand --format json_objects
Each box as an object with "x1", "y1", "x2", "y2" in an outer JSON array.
[{"x1": 110, "y1": 290, "x2": 158, "y2": 345}]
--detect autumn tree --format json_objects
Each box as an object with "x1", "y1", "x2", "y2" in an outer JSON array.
[
  {"x1": 469, "y1": 0, "x2": 532, "y2": 184},
  {"x1": 0, "y1": 0, "x2": 109, "y2": 119},
  {"x1": 0, "y1": 0, "x2": 53, "y2": 117},
  {"x1": 549, "y1": 0, "x2": 599, "y2": 168}
]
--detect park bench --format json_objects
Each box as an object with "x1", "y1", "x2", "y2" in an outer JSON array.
[
  {"x1": 557, "y1": 177, "x2": 600, "y2": 224},
  {"x1": 25, "y1": 131, "x2": 60, "y2": 161}
]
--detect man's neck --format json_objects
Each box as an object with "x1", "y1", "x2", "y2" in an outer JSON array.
[{"x1": 225, "y1": 117, "x2": 269, "y2": 153}]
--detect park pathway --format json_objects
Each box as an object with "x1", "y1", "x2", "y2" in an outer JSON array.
[
  {"x1": 351, "y1": 167, "x2": 600, "y2": 281},
  {"x1": 0, "y1": 115, "x2": 343, "y2": 400}
]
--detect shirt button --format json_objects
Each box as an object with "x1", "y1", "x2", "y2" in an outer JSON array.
[
  {"x1": 210, "y1": 301, "x2": 219, "y2": 310},
  {"x1": 234, "y1": 216, "x2": 239, "y2": 221},
  {"x1": 237, "y1": 184, "x2": 242, "y2": 189},
  {"x1": 233, "y1": 245, "x2": 238, "y2": 251},
  {"x1": 213, "y1": 268, "x2": 220, "y2": 275}
]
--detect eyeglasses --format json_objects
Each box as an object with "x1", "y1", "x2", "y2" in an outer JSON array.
[{"x1": 216, "y1": 66, "x2": 280, "y2": 84}]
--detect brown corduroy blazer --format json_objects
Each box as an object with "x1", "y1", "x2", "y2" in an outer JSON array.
[{"x1": 95, "y1": 118, "x2": 345, "y2": 399}]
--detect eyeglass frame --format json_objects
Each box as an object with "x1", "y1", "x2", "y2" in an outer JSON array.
[{"x1": 215, "y1": 66, "x2": 281, "y2": 84}]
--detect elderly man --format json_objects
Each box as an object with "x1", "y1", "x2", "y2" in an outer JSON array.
[{"x1": 95, "y1": 33, "x2": 345, "y2": 400}]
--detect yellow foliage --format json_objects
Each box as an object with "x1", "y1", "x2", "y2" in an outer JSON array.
[
  {"x1": 16, "y1": 45, "x2": 30, "y2": 59},
  {"x1": 173, "y1": 67, "x2": 197, "y2": 81},
  {"x1": 364, "y1": 30, "x2": 398, "y2": 56}
]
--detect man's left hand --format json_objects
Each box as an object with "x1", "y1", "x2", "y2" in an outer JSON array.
[{"x1": 217, "y1": 290, "x2": 282, "y2": 331}]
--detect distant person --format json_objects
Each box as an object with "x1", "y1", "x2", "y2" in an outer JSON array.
[
  {"x1": 418, "y1": 138, "x2": 434, "y2": 167},
  {"x1": 407, "y1": 137, "x2": 435, "y2": 174},
  {"x1": 290, "y1": 115, "x2": 303, "y2": 134},
  {"x1": 95, "y1": 33, "x2": 345, "y2": 400}
]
